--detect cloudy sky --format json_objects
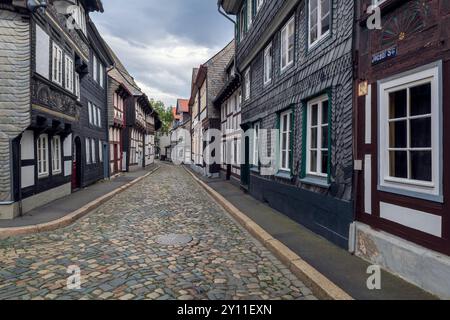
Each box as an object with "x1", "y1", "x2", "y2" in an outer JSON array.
[{"x1": 90, "y1": 0, "x2": 233, "y2": 108}]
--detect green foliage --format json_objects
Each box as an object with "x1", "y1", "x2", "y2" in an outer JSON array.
[{"x1": 151, "y1": 99, "x2": 174, "y2": 134}]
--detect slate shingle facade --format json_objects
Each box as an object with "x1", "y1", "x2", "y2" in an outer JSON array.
[{"x1": 222, "y1": 0, "x2": 354, "y2": 248}]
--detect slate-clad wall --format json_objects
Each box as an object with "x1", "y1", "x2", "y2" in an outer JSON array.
[
  {"x1": 236, "y1": 0, "x2": 354, "y2": 248},
  {"x1": 0, "y1": 9, "x2": 31, "y2": 203},
  {"x1": 74, "y1": 41, "x2": 109, "y2": 187}
]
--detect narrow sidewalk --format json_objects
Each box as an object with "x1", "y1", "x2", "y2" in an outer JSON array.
[
  {"x1": 0, "y1": 164, "x2": 158, "y2": 229},
  {"x1": 186, "y1": 166, "x2": 437, "y2": 300}
]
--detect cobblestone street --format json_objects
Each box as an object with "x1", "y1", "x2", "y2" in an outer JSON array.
[{"x1": 0, "y1": 163, "x2": 315, "y2": 300}]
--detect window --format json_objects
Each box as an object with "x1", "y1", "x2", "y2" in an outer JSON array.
[
  {"x1": 99, "y1": 140, "x2": 103, "y2": 162},
  {"x1": 244, "y1": 68, "x2": 251, "y2": 101},
  {"x1": 86, "y1": 138, "x2": 91, "y2": 164},
  {"x1": 279, "y1": 110, "x2": 292, "y2": 171},
  {"x1": 309, "y1": 0, "x2": 331, "y2": 47},
  {"x1": 70, "y1": 1, "x2": 87, "y2": 35},
  {"x1": 91, "y1": 139, "x2": 96, "y2": 164},
  {"x1": 306, "y1": 95, "x2": 329, "y2": 177},
  {"x1": 75, "y1": 73, "x2": 80, "y2": 101},
  {"x1": 65, "y1": 55, "x2": 74, "y2": 92},
  {"x1": 247, "y1": 0, "x2": 253, "y2": 30},
  {"x1": 239, "y1": 6, "x2": 246, "y2": 41},
  {"x1": 256, "y1": 0, "x2": 264, "y2": 12},
  {"x1": 264, "y1": 43, "x2": 272, "y2": 85},
  {"x1": 37, "y1": 134, "x2": 49, "y2": 178},
  {"x1": 51, "y1": 136, "x2": 62, "y2": 174},
  {"x1": 253, "y1": 122, "x2": 260, "y2": 167},
  {"x1": 379, "y1": 63, "x2": 441, "y2": 201},
  {"x1": 281, "y1": 16, "x2": 295, "y2": 71},
  {"x1": 93, "y1": 54, "x2": 98, "y2": 82},
  {"x1": 99, "y1": 64, "x2": 104, "y2": 88},
  {"x1": 97, "y1": 107, "x2": 102, "y2": 128},
  {"x1": 52, "y1": 43, "x2": 63, "y2": 86},
  {"x1": 88, "y1": 102, "x2": 93, "y2": 124},
  {"x1": 93, "y1": 105, "x2": 98, "y2": 126}
]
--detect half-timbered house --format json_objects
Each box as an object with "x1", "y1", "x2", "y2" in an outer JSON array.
[
  {"x1": 0, "y1": 0, "x2": 104, "y2": 219},
  {"x1": 214, "y1": 59, "x2": 242, "y2": 184},
  {"x1": 189, "y1": 41, "x2": 235, "y2": 177},
  {"x1": 353, "y1": 0, "x2": 450, "y2": 298}
]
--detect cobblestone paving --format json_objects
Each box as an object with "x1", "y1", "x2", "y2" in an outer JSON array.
[{"x1": 0, "y1": 164, "x2": 316, "y2": 300}]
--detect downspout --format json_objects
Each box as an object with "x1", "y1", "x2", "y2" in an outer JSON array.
[{"x1": 217, "y1": 3, "x2": 242, "y2": 81}]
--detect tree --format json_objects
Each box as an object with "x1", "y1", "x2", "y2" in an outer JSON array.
[{"x1": 151, "y1": 99, "x2": 174, "y2": 134}]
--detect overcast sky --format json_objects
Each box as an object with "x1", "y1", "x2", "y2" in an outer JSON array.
[{"x1": 90, "y1": 0, "x2": 233, "y2": 108}]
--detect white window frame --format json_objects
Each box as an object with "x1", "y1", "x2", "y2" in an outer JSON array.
[
  {"x1": 281, "y1": 16, "x2": 295, "y2": 72},
  {"x1": 99, "y1": 140, "x2": 103, "y2": 162},
  {"x1": 93, "y1": 54, "x2": 98, "y2": 82},
  {"x1": 99, "y1": 63, "x2": 104, "y2": 88},
  {"x1": 86, "y1": 138, "x2": 91, "y2": 164},
  {"x1": 247, "y1": 0, "x2": 253, "y2": 30},
  {"x1": 51, "y1": 136, "x2": 62, "y2": 174},
  {"x1": 372, "y1": 0, "x2": 386, "y2": 6},
  {"x1": 91, "y1": 138, "x2": 97, "y2": 164},
  {"x1": 253, "y1": 122, "x2": 260, "y2": 167},
  {"x1": 306, "y1": 94, "x2": 329, "y2": 178},
  {"x1": 279, "y1": 110, "x2": 292, "y2": 171},
  {"x1": 378, "y1": 62, "x2": 442, "y2": 202},
  {"x1": 88, "y1": 102, "x2": 93, "y2": 124},
  {"x1": 308, "y1": 0, "x2": 331, "y2": 48},
  {"x1": 37, "y1": 134, "x2": 49, "y2": 178},
  {"x1": 97, "y1": 107, "x2": 101, "y2": 128},
  {"x1": 264, "y1": 43, "x2": 272, "y2": 85},
  {"x1": 256, "y1": 0, "x2": 264, "y2": 12},
  {"x1": 52, "y1": 43, "x2": 63, "y2": 86},
  {"x1": 244, "y1": 68, "x2": 251, "y2": 101},
  {"x1": 64, "y1": 55, "x2": 74, "y2": 92},
  {"x1": 75, "y1": 72, "x2": 80, "y2": 101},
  {"x1": 239, "y1": 6, "x2": 246, "y2": 41}
]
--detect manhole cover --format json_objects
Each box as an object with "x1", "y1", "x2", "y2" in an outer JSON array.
[{"x1": 155, "y1": 234, "x2": 193, "y2": 246}]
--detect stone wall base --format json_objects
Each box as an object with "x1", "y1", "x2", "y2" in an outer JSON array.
[
  {"x1": 354, "y1": 222, "x2": 450, "y2": 299},
  {"x1": 0, "y1": 183, "x2": 71, "y2": 220}
]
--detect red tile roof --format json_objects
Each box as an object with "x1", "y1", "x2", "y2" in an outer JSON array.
[
  {"x1": 172, "y1": 107, "x2": 181, "y2": 120},
  {"x1": 177, "y1": 99, "x2": 189, "y2": 113}
]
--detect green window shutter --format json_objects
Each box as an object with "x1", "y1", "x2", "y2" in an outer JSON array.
[{"x1": 300, "y1": 103, "x2": 307, "y2": 179}]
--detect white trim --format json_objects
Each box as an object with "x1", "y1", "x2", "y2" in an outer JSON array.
[
  {"x1": 378, "y1": 63, "x2": 441, "y2": 201},
  {"x1": 308, "y1": 0, "x2": 331, "y2": 48},
  {"x1": 364, "y1": 155, "x2": 372, "y2": 215},
  {"x1": 244, "y1": 68, "x2": 251, "y2": 101},
  {"x1": 91, "y1": 138, "x2": 96, "y2": 164},
  {"x1": 306, "y1": 94, "x2": 329, "y2": 178},
  {"x1": 51, "y1": 136, "x2": 62, "y2": 175},
  {"x1": 37, "y1": 134, "x2": 49, "y2": 178},
  {"x1": 64, "y1": 55, "x2": 74, "y2": 92},
  {"x1": 280, "y1": 16, "x2": 295, "y2": 72},
  {"x1": 365, "y1": 84, "x2": 372, "y2": 144},
  {"x1": 279, "y1": 110, "x2": 292, "y2": 171},
  {"x1": 263, "y1": 42, "x2": 272, "y2": 85},
  {"x1": 380, "y1": 202, "x2": 442, "y2": 237},
  {"x1": 86, "y1": 138, "x2": 91, "y2": 164},
  {"x1": 52, "y1": 43, "x2": 63, "y2": 86}
]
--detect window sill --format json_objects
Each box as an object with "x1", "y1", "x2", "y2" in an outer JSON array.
[
  {"x1": 308, "y1": 33, "x2": 332, "y2": 53},
  {"x1": 300, "y1": 176, "x2": 330, "y2": 189},
  {"x1": 280, "y1": 62, "x2": 294, "y2": 74},
  {"x1": 250, "y1": 166, "x2": 260, "y2": 173},
  {"x1": 275, "y1": 170, "x2": 292, "y2": 180}
]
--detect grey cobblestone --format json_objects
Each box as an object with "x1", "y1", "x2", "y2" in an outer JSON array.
[{"x1": 0, "y1": 163, "x2": 315, "y2": 300}]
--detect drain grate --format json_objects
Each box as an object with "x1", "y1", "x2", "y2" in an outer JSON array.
[{"x1": 155, "y1": 234, "x2": 193, "y2": 246}]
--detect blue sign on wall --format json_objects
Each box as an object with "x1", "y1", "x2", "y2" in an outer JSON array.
[{"x1": 372, "y1": 47, "x2": 398, "y2": 65}]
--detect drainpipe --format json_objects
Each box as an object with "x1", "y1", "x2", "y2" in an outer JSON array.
[{"x1": 217, "y1": 3, "x2": 242, "y2": 81}]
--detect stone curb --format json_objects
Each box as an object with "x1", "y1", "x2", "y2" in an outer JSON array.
[
  {"x1": 0, "y1": 166, "x2": 160, "y2": 239},
  {"x1": 184, "y1": 167, "x2": 353, "y2": 301}
]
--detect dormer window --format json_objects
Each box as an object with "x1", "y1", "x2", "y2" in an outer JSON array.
[{"x1": 69, "y1": 1, "x2": 87, "y2": 36}]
